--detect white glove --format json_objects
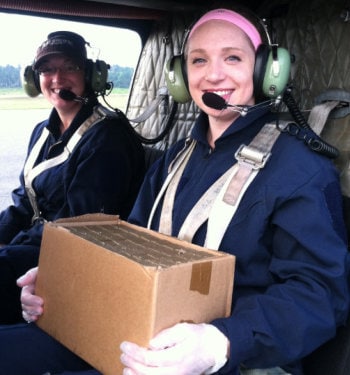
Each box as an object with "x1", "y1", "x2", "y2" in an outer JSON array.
[
  {"x1": 120, "y1": 322, "x2": 229, "y2": 375},
  {"x1": 17, "y1": 267, "x2": 44, "y2": 323}
]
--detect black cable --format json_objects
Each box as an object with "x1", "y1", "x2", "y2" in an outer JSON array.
[
  {"x1": 282, "y1": 87, "x2": 339, "y2": 159},
  {"x1": 101, "y1": 92, "x2": 179, "y2": 145},
  {"x1": 135, "y1": 101, "x2": 179, "y2": 145}
]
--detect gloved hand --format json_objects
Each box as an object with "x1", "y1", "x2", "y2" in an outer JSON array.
[
  {"x1": 17, "y1": 267, "x2": 44, "y2": 323},
  {"x1": 120, "y1": 322, "x2": 229, "y2": 375}
]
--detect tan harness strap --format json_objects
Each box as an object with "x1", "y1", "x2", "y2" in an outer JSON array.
[
  {"x1": 177, "y1": 163, "x2": 240, "y2": 243},
  {"x1": 205, "y1": 123, "x2": 283, "y2": 249},
  {"x1": 151, "y1": 121, "x2": 287, "y2": 249},
  {"x1": 308, "y1": 100, "x2": 340, "y2": 136},
  {"x1": 24, "y1": 106, "x2": 107, "y2": 223},
  {"x1": 150, "y1": 139, "x2": 196, "y2": 233}
]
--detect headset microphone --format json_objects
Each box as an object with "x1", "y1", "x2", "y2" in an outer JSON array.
[
  {"x1": 202, "y1": 92, "x2": 227, "y2": 110},
  {"x1": 59, "y1": 89, "x2": 89, "y2": 104},
  {"x1": 202, "y1": 92, "x2": 248, "y2": 116}
]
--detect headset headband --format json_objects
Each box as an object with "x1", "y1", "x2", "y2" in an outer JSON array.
[{"x1": 188, "y1": 8, "x2": 262, "y2": 51}]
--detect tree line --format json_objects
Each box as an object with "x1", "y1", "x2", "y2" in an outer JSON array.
[{"x1": 0, "y1": 64, "x2": 134, "y2": 89}]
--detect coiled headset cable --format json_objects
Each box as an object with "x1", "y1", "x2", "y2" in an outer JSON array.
[{"x1": 281, "y1": 86, "x2": 339, "y2": 159}]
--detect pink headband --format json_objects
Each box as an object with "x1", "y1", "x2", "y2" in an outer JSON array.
[{"x1": 188, "y1": 8, "x2": 262, "y2": 51}]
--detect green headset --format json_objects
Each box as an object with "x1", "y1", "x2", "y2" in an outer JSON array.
[
  {"x1": 22, "y1": 31, "x2": 110, "y2": 98},
  {"x1": 165, "y1": 13, "x2": 291, "y2": 104}
]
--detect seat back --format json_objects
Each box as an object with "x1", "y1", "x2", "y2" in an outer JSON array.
[
  {"x1": 259, "y1": 0, "x2": 350, "y2": 372},
  {"x1": 260, "y1": 0, "x2": 350, "y2": 215},
  {"x1": 126, "y1": 12, "x2": 200, "y2": 153}
]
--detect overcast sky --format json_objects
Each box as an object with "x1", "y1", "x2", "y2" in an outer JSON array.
[{"x1": 0, "y1": 13, "x2": 141, "y2": 67}]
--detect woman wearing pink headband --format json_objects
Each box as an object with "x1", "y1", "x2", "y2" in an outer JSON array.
[
  {"x1": 119, "y1": 7, "x2": 348, "y2": 375},
  {"x1": 188, "y1": 8, "x2": 262, "y2": 50},
  {"x1": 182, "y1": 7, "x2": 262, "y2": 137},
  {"x1": 4, "y1": 6, "x2": 348, "y2": 375}
]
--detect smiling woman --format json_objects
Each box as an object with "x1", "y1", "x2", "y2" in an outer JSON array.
[
  {"x1": 0, "y1": 12, "x2": 142, "y2": 211},
  {"x1": 0, "y1": 26, "x2": 146, "y2": 325},
  {"x1": 0, "y1": 12, "x2": 141, "y2": 105}
]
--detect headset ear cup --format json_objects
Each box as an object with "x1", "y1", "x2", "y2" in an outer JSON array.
[
  {"x1": 165, "y1": 55, "x2": 191, "y2": 103},
  {"x1": 253, "y1": 44, "x2": 270, "y2": 100},
  {"x1": 85, "y1": 59, "x2": 109, "y2": 94},
  {"x1": 21, "y1": 66, "x2": 41, "y2": 97},
  {"x1": 262, "y1": 47, "x2": 291, "y2": 98}
]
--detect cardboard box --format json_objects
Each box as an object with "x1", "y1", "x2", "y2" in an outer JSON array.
[{"x1": 36, "y1": 214, "x2": 235, "y2": 375}]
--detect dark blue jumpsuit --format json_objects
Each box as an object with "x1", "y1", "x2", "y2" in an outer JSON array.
[{"x1": 0, "y1": 98, "x2": 145, "y2": 324}]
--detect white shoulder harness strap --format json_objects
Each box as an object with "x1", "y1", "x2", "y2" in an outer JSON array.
[
  {"x1": 24, "y1": 105, "x2": 111, "y2": 223},
  {"x1": 149, "y1": 121, "x2": 287, "y2": 250},
  {"x1": 146, "y1": 138, "x2": 197, "y2": 230}
]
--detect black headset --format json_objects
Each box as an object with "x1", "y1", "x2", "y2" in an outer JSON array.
[
  {"x1": 22, "y1": 32, "x2": 110, "y2": 98},
  {"x1": 165, "y1": 11, "x2": 291, "y2": 103}
]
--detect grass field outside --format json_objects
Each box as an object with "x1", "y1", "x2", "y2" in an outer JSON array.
[{"x1": 0, "y1": 87, "x2": 129, "y2": 111}]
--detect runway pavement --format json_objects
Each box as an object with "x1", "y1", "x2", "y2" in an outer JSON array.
[{"x1": 0, "y1": 109, "x2": 49, "y2": 211}]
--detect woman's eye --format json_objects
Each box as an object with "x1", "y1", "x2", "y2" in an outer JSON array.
[
  {"x1": 191, "y1": 57, "x2": 206, "y2": 65},
  {"x1": 38, "y1": 67, "x2": 54, "y2": 75},
  {"x1": 226, "y1": 55, "x2": 241, "y2": 62}
]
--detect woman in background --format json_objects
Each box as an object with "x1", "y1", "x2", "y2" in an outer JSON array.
[{"x1": 0, "y1": 31, "x2": 144, "y2": 324}]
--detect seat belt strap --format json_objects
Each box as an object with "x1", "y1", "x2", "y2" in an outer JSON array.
[
  {"x1": 147, "y1": 138, "x2": 196, "y2": 231},
  {"x1": 153, "y1": 121, "x2": 287, "y2": 249},
  {"x1": 205, "y1": 164, "x2": 256, "y2": 249},
  {"x1": 24, "y1": 106, "x2": 107, "y2": 223},
  {"x1": 129, "y1": 86, "x2": 169, "y2": 124},
  {"x1": 308, "y1": 100, "x2": 340, "y2": 135},
  {"x1": 177, "y1": 163, "x2": 240, "y2": 243},
  {"x1": 204, "y1": 122, "x2": 284, "y2": 249}
]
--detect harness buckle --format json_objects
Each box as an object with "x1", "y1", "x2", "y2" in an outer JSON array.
[
  {"x1": 31, "y1": 216, "x2": 46, "y2": 225},
  {"x1": 235, "y1": 144, "x2": 271, "y2": 170}
]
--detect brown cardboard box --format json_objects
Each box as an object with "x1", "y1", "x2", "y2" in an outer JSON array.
[{"x1": 36, "y1": 214, "x2": 235, "y2": 375}]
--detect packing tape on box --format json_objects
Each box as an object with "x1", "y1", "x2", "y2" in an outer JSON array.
[{"x1": 190, "y1": 261, "x2": 212, "y2": 295}]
